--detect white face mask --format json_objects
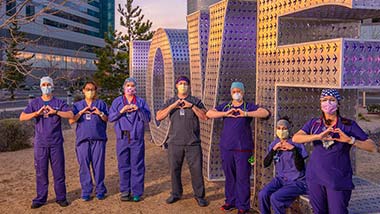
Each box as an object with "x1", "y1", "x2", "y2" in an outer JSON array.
[
  {"x1": 232, "y1": 93, "x2": 242, "y2": 101},
  {"x1": 41, "y1": 86, "x2": 52, "y2": 95}
]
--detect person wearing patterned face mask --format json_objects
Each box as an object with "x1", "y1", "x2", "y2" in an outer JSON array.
[
  {"x1": 19, "y1": 76, "x2": 74, "y2": 209},
  {"x1": 69, "y1": 81, "x2": 109, "y2": 201},
  {"x1": 293, "y1": 89, "x2": 377, "y2": 214},
  {"x1": 206, "y1": 81, "x2": 270, "y2": 214},
  {"x1": 259, "y1": 118, "x2": 308, "y2": 214},
  {"x1": 109, "y1": 77, "x2": 151, "y2": 202}
]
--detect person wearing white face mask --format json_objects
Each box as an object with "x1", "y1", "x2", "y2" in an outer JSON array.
[
  {"x1": 156, "y1": 76, "x2": 209, "y2": 207},
  {"x1": 19, "y1": 76, "x2": 74, "y2": 209},
  {"x1": 258, "y1": 118, "x2": 308, "y2": 214},
  {"x1": 292, "y1": 89, "x2": 377, "y2": 214},
  {"x1": 206, "y1": 81, "x2": 270, "y2": 214},
  {"x1": 109, "y1": 77, "x2": 151, "y2": 202},
  {"x1": 69, "y1": 81, "x2": 109, "y2": 201}
]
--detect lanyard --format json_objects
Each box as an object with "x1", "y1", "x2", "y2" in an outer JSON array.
[{"x1": 222, "y1": 101, "x2": 247, "y2": 112}]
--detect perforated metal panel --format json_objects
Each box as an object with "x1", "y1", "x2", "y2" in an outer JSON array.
[
  {"x1": 130, "y1": 40, "x2": 151, "y2": 100},
  {"x1": 255, "y1": 0, "x2": 380, "y2": 211},
  {"x1": 146, "y1": 29, "x2": 190, "y2": 146}
]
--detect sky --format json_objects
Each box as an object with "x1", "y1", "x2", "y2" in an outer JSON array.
[{"x1": 116, "y1": 0, "x2": 188, "y2": 31}]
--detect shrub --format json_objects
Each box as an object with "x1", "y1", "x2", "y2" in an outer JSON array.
[
  {"x1": 367, "y1": 104, "x2": 380, "y2": 114},
  {"x1": 0, "y1": 118, "x2": 34, "y2": 152}
]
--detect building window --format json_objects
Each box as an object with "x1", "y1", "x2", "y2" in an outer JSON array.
[
  {"x1": 26, "y1": 5, "x2": 35, "y2": 20},
  {"x1": 6, "y1": 0, "x2": 17, "y2": 16}
]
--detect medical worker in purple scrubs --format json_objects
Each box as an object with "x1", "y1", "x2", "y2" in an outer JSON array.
[
  {"x1": 206, "y1": 81, "x2": 270, "y2": 214},
  {"x1": 293, "y1": 89, "x2": 377, "y2": 214},
  {"x1": 20, "y1": 76, "x2": 74, "y2": 209},
  {"x1": 69, "y1": 81, "x2": 108, "y2": 201},
  {"x1": 109, "y1": 77, "x2": 151, "y2": 202},
  {"x1": 259, "y1": 118, "x2": 308, "y2": 214}
]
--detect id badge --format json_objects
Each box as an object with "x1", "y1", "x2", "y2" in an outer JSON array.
[
  {"x1": 85, "y1": 113, "x2": 91, "y2": 120},
  {"x1": 180, "y1": 108, "x2": 185, "y2": 116}
]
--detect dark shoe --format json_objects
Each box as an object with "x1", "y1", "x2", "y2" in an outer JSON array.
[
  {"x1": 166, "y1": 195, "x2": 180, "y2": 204},
  {"x1": 120, "y1": 192, "x2": 132, "y2": 201},
  {"x1": 56, "y1": 200, "x2": 69, "y2": 207},
  {"x1": 237, "y1": 209, "x2": 250, "y2": 214},
  {"x1": 132, "y1": 195, "x2": 141, "y2": 202},
  {"x1": 195, "y1": 197, "x2": 209, "y2": 207},
  {"x1": 96, "y1": 193, "x2": 106, "y2": 200},
  {"x1": 81, "y1": 195, "x2": 91, "y2": 202},
  {"x1": 220, "y1": 203, "x2": 236, "y2": 211},
  {"x1": 31, "y1": 203, "x2": 43, "y2": 209}
]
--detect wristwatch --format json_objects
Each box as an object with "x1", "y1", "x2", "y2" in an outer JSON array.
[
  {"x1": 348, "y1": 136, "x2": 356, "y2": 145},
  {"x1": 99, "y1": 112, "x2": 105, "y2": 117}
]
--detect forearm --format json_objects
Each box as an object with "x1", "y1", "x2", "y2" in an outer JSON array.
[
  {"x1": 353, "y1": 139, "x2": 377, "y2": 152},
  {"x1": 293, "y1": 148, "x2": 305, "y2": 171},
  {"x1": 100, "y1": 115, "x2": 108, "y2": 122},
  {"x1": 192, "y1": 106, "x2": 208, "y2": 120},
  {"x1": 69, "y1": 111, "x2": 83, "y2": 124},
  {"x1": 206, "y1": 109, "x2": 225, "y2": 119},
  {"x1": 292, "y1": 132, "x2": 319, "y2": 144},
  {"x1": 58, "y1": 111, "x2": 74, "y2": 119},
  {"x1": 263, "y1": 149, "x2": 275, "y2": 168},
  {"x1": 19, "y1": 112, "x2": 37, "y2": 121},
  {"x1": 246, "y1": 108, "x2": 270, "y2": 118},
  {"x1": 156, "y1": 105, "x2": 174, "y2": 121}
]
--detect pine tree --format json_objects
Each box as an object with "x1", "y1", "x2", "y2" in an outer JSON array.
[
  {"x1": 93, "y1": 0, "x2": 153, "y2": 95},
  {"x1": 1, "y1": 19, "x2": 34, "y2": 99},
  {"x1": 93, "y1": 28, "x2": 128, "y2": 92}
]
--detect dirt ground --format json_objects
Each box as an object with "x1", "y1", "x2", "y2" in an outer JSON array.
[{"x1": 0, "y1": 126, "x2": 230, "y2": 214}]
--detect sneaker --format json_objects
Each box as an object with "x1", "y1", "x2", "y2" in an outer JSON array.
[
  {"x1": 82, "y1": 195, "x2": 91, "y2": 202},
  {"x1": 120, "y1": 192, "x2": 132, "y2": 201},
  {"x1": 96, "y1": 193, "x2": 106, "y2": 200},
  {"x1": 220, "y1": 203, "x2": 236, "y2": 211},
  {"x1": 165, "y1": 195, "x2": 180, "y2": 204},
  {"x1": 237, "y1": 209, "x2": 250, "y2": 214},
  {"x1": 56, "y1": 200, "x2": 69, "y2": 207},
  {"x1": 195, "y1": 197, "x2": 209, "y2": 207},
  {"x1": 31, "y1": 203, "x2": 44, "y2": 209},
  {"x1": 132, "y1": 196, "x2": 141, "y2": 202}
]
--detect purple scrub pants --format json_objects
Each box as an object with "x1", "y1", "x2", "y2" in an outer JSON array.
[
  {"x1": 116, "y1": 139, "x2": 145, "y2": 197},
  {"x1": 33, "y1": 145, "x2": 66, "y2": 204},
  {"x1": 259, "y1": 177, "x2": 307, "y2": 214},
  {"x1": 76, "y1": 140, "x2": 107, "y2": 197},
  {"x1": 308, "y1": 181, "x2": 351, "y2": 214},
  {"x1": 221, "y1": 149, "x2": 252, "y2": 210}
]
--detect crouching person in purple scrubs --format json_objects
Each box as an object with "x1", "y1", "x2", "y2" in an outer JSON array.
[
  {"x1": 109, "y1": 77, "x2": 151, "y2": 202},
  {"x1": 69, "y1": 81, "x2": 108, "y2": 201},
  {"x1": 293, "y1": 89, "x2": 377, "y2": 214},
  {"x1": 20, "y1": 76, "x2": 74, "y2": 209},
  {"x1": 206, "y1": 82, "x2": 270, "y2": 214},
  {"x1": 259, "y1": 118, "x2": 308, "y2": 214}
]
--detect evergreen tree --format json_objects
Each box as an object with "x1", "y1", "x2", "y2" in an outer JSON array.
[
  {"x1": 1, "y1": 20, "x2": 34, "y2": 99},
  {"x1": 93, "y1": 0, "x2": 153, "y2": 95}
]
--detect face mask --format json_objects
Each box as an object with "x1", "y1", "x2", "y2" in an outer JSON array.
[
  {"x1": 321, "y1": 100, "x2": 338, "y2": 115},
  {"x1": 41, "y1": 86, "x2": 52, "y2": 95},
  {"x1": 232, "y1": 93, "x2": 242, "y2": 101},
  {"x1": 84, "y1": 91, "x2": 95, "y2": 99},
  {"x1": 276, "y1": 129, "x2": 289, "y2": 139},
  {"x1": 177, "y1": 85, "x2": 188, "y2": 94},
  {"x1": 124, "y1": 87, "x2": 136, "y2": 95}
]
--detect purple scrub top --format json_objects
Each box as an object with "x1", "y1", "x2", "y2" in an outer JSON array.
[
  {"x1": 301, "y1": 117, "x2": 368, "y2": 190},
  {"x1": 23, "y1": 97, "x2": 71, "y2": 147},
  {"x1": 215, "y1": 101, "x2": 259, "y2": 150},
  {"x1": 72, "y1": 99, "x2": 108, "y2": 145},
  {"x1": 108, "y1": 95, "x2": 150, "y2": 141},
  {"x1": 268, "y1": 138, "x2": 308, "y2": 181}
]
